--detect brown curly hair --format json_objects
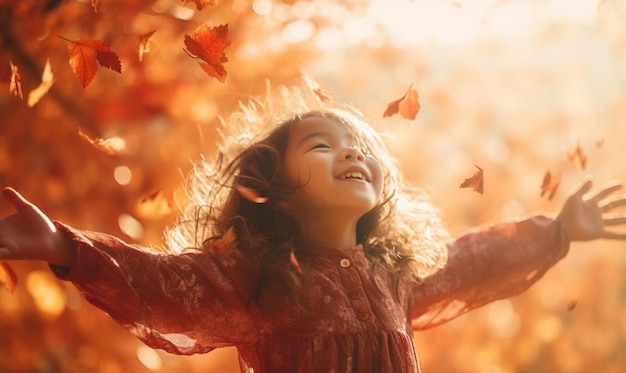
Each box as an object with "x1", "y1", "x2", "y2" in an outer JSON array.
[{"x1": 163, "y1": 78, "x2": 449, "y2": 306}]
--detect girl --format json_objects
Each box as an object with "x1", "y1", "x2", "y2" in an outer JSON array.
[{"x1": 1, "y1": 82, "x2": 626, "y2": 373}]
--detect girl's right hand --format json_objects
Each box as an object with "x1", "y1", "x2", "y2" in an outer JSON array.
[{"x1": 0, "y1": 188, "x2": 74, "y2": 267}]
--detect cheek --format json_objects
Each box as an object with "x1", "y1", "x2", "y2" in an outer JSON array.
[{"x1": 369, "y1": 159, "x2": 384, "y2": 197}]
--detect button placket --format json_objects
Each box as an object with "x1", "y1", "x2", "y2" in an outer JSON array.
[{"x1": 337, "y1": 255, "x2": 372, "y2": 323}]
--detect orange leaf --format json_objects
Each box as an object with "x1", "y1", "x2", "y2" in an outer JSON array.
[
  {"x1": 313, "y1": 87, "x2": 332, "y2": 102},
  {"x1": 383, "y1": 84, "x2": 421, "y2": 120},
  {"x1": 65, "y1": 37, "x2": 121, "y2": 88},
  {"x1": 567, "y1": 300, "x2": 578, "y2": 311},
  {"x1": 184, "y1": 24, "x2": 231, "y2": 83},
  {"x1": 184, "y1": 0, "x2": 218, "y2": 10},
  {"x1": 27, "y1": 59, "x2": 55, "y2": 107},
  {"x1": 235, "y1": 184, "x2": 268, "y2": 203},
  {"x1": 213, "y1": 227, "x2": 236, "y2": 254},
  {"x1": 138, "y1": 30, "x2": 157, "y2": 62},
  {"x1": 78, "y1": 128, "x2": 126, "y2": 155},
  {"x1": 136, "y1": 189, "x2": 175, "y2": 218},
  {"x1": 567, "y1": 142, "x2": 587, "y2": 170},
  {"x1": 459, "y1": 165, "x2": 484, "y2": 194},
  {"x1": 9, "y1": 60, "x2": 23, "y2": 100},
  {"x1": 0, "y1": 261, "x2": 17, "y2": 293},
  {"x1": 289, "y1": 249, "x2": 303, "y2": 274},
  {"x1": 540, "y1": 171, "x2": 560, "y2": 200},
  {"x1": 595, "y1": 138, "x2": 604, "y2": 148}
]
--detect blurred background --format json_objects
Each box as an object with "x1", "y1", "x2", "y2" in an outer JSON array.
[{"x1": 1, "y1": 0, "x2": 626, "y2": 372}]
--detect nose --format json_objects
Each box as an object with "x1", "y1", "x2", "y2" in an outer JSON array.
[{"x1": 342, "y1": 146, "x2": 365, "y2": 161}]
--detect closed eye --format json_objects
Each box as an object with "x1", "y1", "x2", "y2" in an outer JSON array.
[{"x1": 310, "y1": 143, "x2": 331, "y2": 150}]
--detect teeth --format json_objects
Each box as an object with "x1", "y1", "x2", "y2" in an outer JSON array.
[{"x1": 340, "y1": 171, "x2": 365, "y2": 180}]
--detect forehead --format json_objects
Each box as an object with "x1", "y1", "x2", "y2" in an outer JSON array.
[{"x1": 288, "y1": 116, "x2": 352, "y2": 142}]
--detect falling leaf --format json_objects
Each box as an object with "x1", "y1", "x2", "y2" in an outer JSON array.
[
  {"x1": 183, "y1": 0, "x2": 218, "y2": 10},
  {"x1": 136, "y1": 189, "x2": 175, "y2": 218},
  {"x1": 235, "y1": 184, "x2": 268, "y2": 203},
  {"x1": 567, "y1": 142, "x2": 587, "y2": 170},
  {"x1": 383, "y1": 84, "x2": 421, "y2": 120},
  {"x1": 27, "y1": 59, "x2": 55, "y2": 107},
  {"x1": 213, "y1": 227, "x2": 236, "y2": 254},
  {"x1": 9, "y1": 60, "x2": 23, "y2": 100},
  {"x1": 138, "y1": 30, "x2": 157, "y2": 62},
  {"x1": 78, "y1": 128, "x2": 126, "y2": 155},
  {"x1": 540, "y1": 171, "x2": 560, "y2": 200},
  {"x1": 62, "y1": 36, "x2": 122, "y2": 88},
  {"x1": 459, "y1": 165, "x2": 484, "y2": 195},
  {"x1": 313, "y1": 87, "x2": 332, "y2": 102},
  {"x1": 595, "y1": 138, "x2": 604, "y2": 148},
  {"x1": 0, "y1": 261, "x2": 17, "y2": 293},
  {"x1": 289, "y1": 249, "x2": 303, "y2": 274},
  {"x1": 567, "y1": 300, "x2": 578, "y2": 311},
  {"x1": 183, "y1": 24, "x2": 231, "y2": 83}
]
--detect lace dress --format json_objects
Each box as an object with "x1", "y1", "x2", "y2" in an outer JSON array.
[{"x1": 50, "y1": 214, "x2": 568, "y2": 373}]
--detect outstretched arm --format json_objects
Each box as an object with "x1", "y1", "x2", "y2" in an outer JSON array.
[
  {"x1": 556, "y1": 179, "x2": 626, "y2": 241},
  {"x1": 0, "y1": 187, "x2": 75, "y2": 266},
  {"x1": 411, "y1": 178, "x2": 626, "y2": 329}
]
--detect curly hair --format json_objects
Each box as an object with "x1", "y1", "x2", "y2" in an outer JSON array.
[{"x1": 163, "y1": 77, "x2": 449, "y2": 305}]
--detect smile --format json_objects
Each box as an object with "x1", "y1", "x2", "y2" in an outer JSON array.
[{"x1": 338, "y1": 171, "x2": 368, "y2": 182}]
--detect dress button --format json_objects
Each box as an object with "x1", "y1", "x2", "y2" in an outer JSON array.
[
  {"x1": 358, "y1": 312, "x2": 370, "y2": 321},
  {"x1": 339, "y1": 259, "x2": 351, "y2": 268}
]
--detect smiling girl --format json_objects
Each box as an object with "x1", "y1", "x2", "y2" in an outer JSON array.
[{"x1": 1, "y1": 81, "x2": 625, "y2": 372}]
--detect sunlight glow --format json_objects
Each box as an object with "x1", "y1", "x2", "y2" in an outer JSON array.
[
  {"x1": 114, "y1": 165, "x2": 132, "y2": 186},
  {"x1": 136, "y1": 346, "x2": 163, "y2": 370},
  {"x1": 366, "y1": 0, "x2": 599, "y2": 45},
  {"x1": 118, "y1": 214, "x2": 144, "y2": 239},
  {"x1": 26, "y1": 271, "x2": 66, "y2": 317}
]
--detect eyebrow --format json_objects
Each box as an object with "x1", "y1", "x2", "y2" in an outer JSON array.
[{"x1": 296, "y1": 131, "x2": 353, "y2": 149}]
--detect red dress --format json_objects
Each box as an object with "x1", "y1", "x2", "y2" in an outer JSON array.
[{"x1": 50, "y1": 214, "x2": 568, "y2": 373}]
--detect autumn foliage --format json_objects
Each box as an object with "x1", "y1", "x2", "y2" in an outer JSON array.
[{"x1": 2, "y1": 0, "x2": 626, "y2": 372}]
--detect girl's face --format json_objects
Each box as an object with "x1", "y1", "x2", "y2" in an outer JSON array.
[{"x1": 283, "y1": 116, "x2": 383, "y2": 220}]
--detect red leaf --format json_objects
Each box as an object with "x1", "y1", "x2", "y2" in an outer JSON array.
[
  {"x1": 64, "y1": 37, "x2": 122, "y2": 88},
  {"x1": 0, "y1": 261, "x2": 17, "y2": 293},
  {"x1": 184, "y1": 24, "x2": 231, "y2": 83},
  {"x1": 383, "y1": 84, "x2": 421, "y2": 120},
  {"x1": 459, "y1": 165, "x2": 484, "y2": 194},
  {"x1": 8, "y1": 60, "x2": 23, "y2": 100},
  {"x1": 540, "y1": 171, "x2": 560, "y2": 200},
  {"x1": 183, "y1": 0, "x2": 218, "y2": 10}
]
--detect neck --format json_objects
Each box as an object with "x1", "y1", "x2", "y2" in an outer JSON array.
[{"x1": 300, "y1": 211, "x2": 359, "y2": 250}]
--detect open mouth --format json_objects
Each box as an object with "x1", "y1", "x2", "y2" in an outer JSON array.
[{"x1": 338, "y1": 171, "x2": 368, "y2": 182}]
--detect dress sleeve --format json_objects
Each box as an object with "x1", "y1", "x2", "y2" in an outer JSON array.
[
  {"x1": 49, "y1": 222, "x2": 262, "y2": 355},
  {"x1": 409, "y1": 213, "x2": 569, "y2": 330}
]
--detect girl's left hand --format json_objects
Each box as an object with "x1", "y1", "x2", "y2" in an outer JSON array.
[{"x1": 556, "y1": 179, "x2": 626, "y2": 242}]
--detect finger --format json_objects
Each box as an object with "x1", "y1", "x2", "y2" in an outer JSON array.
[
  {"x1": 600, "y1": 231, "x2": 626, "y2": 240},
  {"x1": 602, "y1": 216, "x2": 626, "y2": 226},
  {"x1": 588, "y1": 181, "x2": 623, "y2": 202},
  {"x1": 2, "y1": 187, "x2": 31, "y2": 212},
  {"x1": 600, "y1": 196, "x2": 626, "y2": 212},
  {"x1": 574, "y1": 179, "x2": 594, "y2": 197}
]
